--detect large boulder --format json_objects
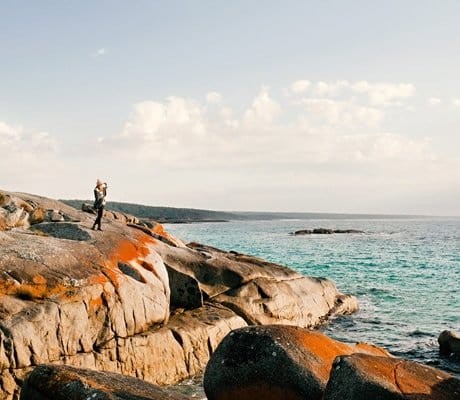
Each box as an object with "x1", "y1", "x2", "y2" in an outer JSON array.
[
  {"x1": 20, "y1": 364, "x2": 189, "y2": 400},
  {"x1": 203, "y1": 325, "x2": 391, "y2": 400},
  {"x1": 324, "y1": 353, "x2": 460, "y2": 400}
]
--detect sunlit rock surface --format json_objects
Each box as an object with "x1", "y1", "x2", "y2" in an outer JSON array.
[{"x1": 0, "y1": 189, "x2": 358, "y2": 399}]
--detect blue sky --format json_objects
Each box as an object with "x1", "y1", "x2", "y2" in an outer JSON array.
[{"x1": 1, "y1": 1, "x2": 459, "y2": 215}]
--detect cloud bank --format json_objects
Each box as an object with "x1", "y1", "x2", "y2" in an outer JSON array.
[{"x1": 3, "y1": 79, "x2": 459, "y2": 214}]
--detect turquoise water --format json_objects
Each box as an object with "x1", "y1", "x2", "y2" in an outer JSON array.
[{"x1": 165, "y1": 218, "x2": 460, "y2": 377}]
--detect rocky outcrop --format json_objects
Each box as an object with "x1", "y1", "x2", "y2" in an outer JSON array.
[
  {"x1": 0, "y1": 189, "x2": 358, "y2": 399},
  {"x1": 291, "y1": 228, "x2": 364, "y2": 235},
  {"x1": 438, "y1": 330, "x2": 460, "y2": 356},
  {"x1": 203, "y1": 325, "x2": 391, "y2": 400},
  {"x1": 20, "y1": 364, "x2": 189, "y2": 400},
  {"x1": 324, "y1": 353, "x2": 460, "y2": 400},
  {"x1": 204, "y1": 325, "x2": 460, "y2": 400},
  {"x1": 152, "y1": 242, "x2": 358, "y2": 327}
]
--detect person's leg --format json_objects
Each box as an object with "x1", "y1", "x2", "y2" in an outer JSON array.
[
  {"x1": 93, "y1": 207, "x2": 103, "y2": 230},
  {"x1": 92, "y1": 213, "x2": 98, "y2": 230},
  {"x1": 97, "y1": 207, "x2": 104, "y2": 230}
]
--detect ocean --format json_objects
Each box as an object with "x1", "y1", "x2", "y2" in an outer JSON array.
[{"x1": 164, "y1": 218, "x2": 460, "y2": 396}]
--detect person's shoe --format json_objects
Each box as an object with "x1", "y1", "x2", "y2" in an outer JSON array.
[
  {"x1": 97, "y1": 227, "x2": 103, "y2": 231},
  {"x1": 91, "y1": 225, "x2": 96, "y2": 230}
]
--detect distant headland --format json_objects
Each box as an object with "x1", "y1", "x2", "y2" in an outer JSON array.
[{"x1": 61, "y1": 199, "x2": 430, "y2": 223}]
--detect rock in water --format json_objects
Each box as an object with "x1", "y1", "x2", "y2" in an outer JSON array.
[
  {"x1": 291, "y1": 228, "x2": 364, "y2": 235},
  {"x1": 438, "y1": 330, "x2": 460, "y2": 356}
]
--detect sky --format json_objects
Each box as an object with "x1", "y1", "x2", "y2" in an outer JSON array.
[{"x1": 1, "y1": 1, "x2": 459, "y2": 215}]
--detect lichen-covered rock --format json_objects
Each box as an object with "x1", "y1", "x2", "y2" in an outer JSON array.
[
  {"x1": 20, "y1": 364, "x2": 189, "y2": 400},
  {"x1": 0, "y1": 189, "x2": 359, "y2": 400},
  {"x1": 203, "y1": 325, "x2": 391, "y2": 400},
  {"x1": 152, "y1": 242, "x2": 358, "y2": 327},
  {"x1": 324, "y1": 353, "x2": 460, "y2": 400}
]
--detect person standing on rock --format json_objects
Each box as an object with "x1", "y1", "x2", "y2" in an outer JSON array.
[{"x1": 92, "y1": 179, "x2": 107, "y2": 231}]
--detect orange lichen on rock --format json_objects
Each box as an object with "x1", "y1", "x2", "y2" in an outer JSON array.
[
  {"x1": 101, "y1": 265, "x2": 121, "y2": 288},
  {"x1": 325, "y1": 353, "x2": 460, "y2": 400},
  {"x1": 108, "y1": 239, "x2": 141, "y2": 265},
  {"x1": 108, "y1": 234, "x2": 153, "y2": 265},
  {"x1": 351, "y1": 354, "x2": 398, "y2": 385},
  {"x1": 12, "y1": 282, "x2": 76, "y2": 300},
  {"x1": 153, "y1": 223, "x2": 168, "y2": 237},
  {"x1": 88, "y1": 295, "x2": 103, "y2": 313},
  {"x1": 291, "y1": 329, "x2": 352, "y2": 377},
  {"x1": 32, "y1": 274, "x2": 47, "y2": 285},
  {"x1": 354, "y1": 342, "x2": 393, "y2": 357},
  {"x1": 284, "y1": 328, "x2": 390, "y2": 379},
  {"x1": 153, "y1": 223, "x2": 179, "y2": 244},
  {"x1": 87, "y1": 273, "x2": 109, "y2": 286},
  {"x1": 204, "y1": 326, "x2": 394, "y2": 400}
]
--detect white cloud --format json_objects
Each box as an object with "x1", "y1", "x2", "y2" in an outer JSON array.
[
  {"x1": 315, "y1": 80, "x2": 350, "y2": 97},
  {"x1": 121, "y1": 97, "x2": 205, "y2": 142},
  {"x1": 428, "y1": 97, "x2": 441, "y2": 106},
  {"x1": 0, "y1": 120, "x2": 60, "y2": 189},
  {"x1": 29, "y1": 132, "x2": 58, "y2": 153},
  {"x1": 84, "y1": 80, "x2": 459, "y2": 215},
  {"x1": 0, "y1": 121, "x2": 58, "y2": 154},
  {"x1": 243, "y1": 86, "x2": 281, "y2": 127},
  {"x1": 92, "y1": 48, "x2": 107, "y2": 57},
  {"x1": 290, "y1": 80, "x2": 311, "y2": 94},
  {"x1": 299, "y1": 98, "x2": 384, "y2": 128},
  {"x1": 206, "y1": 92, "x2": 222, "y2": 104},
  {"x1": 0, "y1": 121, "x2": 21, "y2": 145},
  {"x1": 335, "y1": 133, "x2": 432, "y2": 162},
  {"x1": 3, "y1": 77, "x2": 458, "y2": 215},
  {"x1": 351, "y1": 81, "x2": 416, "y2": 106},
  {"x1": 105, "y1": 84, "x2": 433, "y2": 170}
]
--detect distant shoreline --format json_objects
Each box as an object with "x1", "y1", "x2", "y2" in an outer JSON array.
[
  {"x1": 60, "y1": 199, "x2": 454, "y2": 223},
  {"x1": 158, "y1": 219, "x2": 229, "y2": 224}
]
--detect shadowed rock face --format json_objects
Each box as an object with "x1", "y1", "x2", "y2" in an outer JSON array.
[
  {"x1": 20, "y1": 364, "x2": 189, "y2": 400},
  {"x1": 0, "y1": 189, "x2": 359, "y2": 400},
  {"x1": 204, "y1": 325, "x2": 391, "y2": 400},
  {"x1": 30, "y1": 222, "x2": 92, "y2": 241}
]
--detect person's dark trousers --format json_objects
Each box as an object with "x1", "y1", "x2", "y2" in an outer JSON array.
[{"x1": 93, "y1": 206, "x2": 104, "y2": 230}]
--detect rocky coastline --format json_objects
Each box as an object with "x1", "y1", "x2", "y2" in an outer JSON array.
[{"x1": 0, "y1": 190, "x2": 458, "y2": 399}]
